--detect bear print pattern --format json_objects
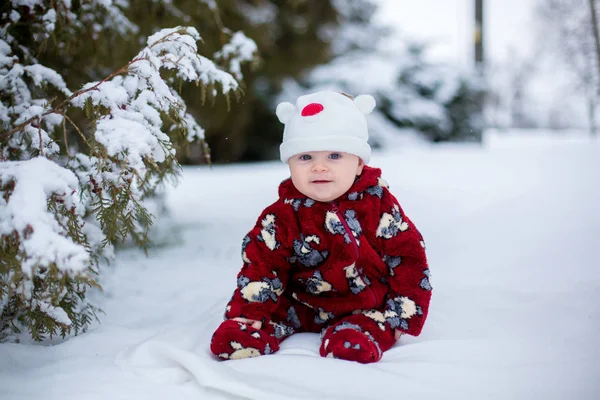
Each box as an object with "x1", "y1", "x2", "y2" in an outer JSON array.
[
  {"x1": 256, "y1": 214, "x2": 280, "y2": 250},
  {"x1": 284, "y1": 198, "x2": 316, "y2": 211},
  {"x1": 325, "y1": 211, "x2": 351, "y2": 243},
  {"x1": 237, "y1": 274, "x2": 284, "y2": 303},
  {"x1": 376, "y1": 204, "x2": 409, "y2": 239},
  {"x1": 291, "y1": 234, "x2": 329, "y2": 267}
]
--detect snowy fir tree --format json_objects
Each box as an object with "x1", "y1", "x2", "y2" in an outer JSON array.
[
  {"x1": 0, "y1": 1, "x2": 257, "y2": 342},
  {"x1": 378, "y1": 43, "x2": 485, "y2": 143}
]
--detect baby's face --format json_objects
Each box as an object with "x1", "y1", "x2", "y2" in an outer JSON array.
[{"x1": 288, "y1": 151, "x2": 364, "y2": 203}]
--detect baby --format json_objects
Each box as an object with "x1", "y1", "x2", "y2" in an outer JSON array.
[{"x1": 210, "y1": 91, "x2": 431, "y2": 363}]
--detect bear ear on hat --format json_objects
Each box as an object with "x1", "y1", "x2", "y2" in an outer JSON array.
[
  {"x1": 354, "y1": 94, "x2": 376, "y2": 115},
  {"x1": 276, "y1": 102, "x2": 296, "y2": 124}
]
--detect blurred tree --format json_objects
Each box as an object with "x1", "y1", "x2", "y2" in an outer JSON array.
[
  {"x1": 115, "y1": 0, "x2": 379, "y2": 163},
  {"x1": 380, "y1": 44, "x2": 485, "y2": 143},
  {"x1": 287, "y1": 40, "x2": 485, "y2": 144},
  {"x1": 537, "y1": 0, "x2": 600, "y2": 136},
  {"x1": 590, "y1": 0, "x2": 600, "y2": 90}
]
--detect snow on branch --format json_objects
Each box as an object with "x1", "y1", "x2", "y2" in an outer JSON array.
[
  {"x1": 8, "y1": 0, "x2": 138, "y2": 40},
  {"x1": 143, "y1": 27, "x2": 240, "y2": 92},
  {"x1": 0, "y1": 39, "x2": 70, "y2": 157},
  {"x1": 0, "y1": 157, "x2": 89, "y2": 275},
  {"x1": 214, "y1": 31, "x2": 259, "y2": 80},
  {"x1": 70, "y1": 27, "x2": 246, "y2": 176}
]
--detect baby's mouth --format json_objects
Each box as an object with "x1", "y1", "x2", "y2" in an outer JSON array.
[{"x1": 312, "y1": 180, "x2": 332, "y2": 184}]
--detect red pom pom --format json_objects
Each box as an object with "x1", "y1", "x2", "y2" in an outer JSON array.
[{"x1": 301, "y1": 103, "x2": 324, "y2": 117}]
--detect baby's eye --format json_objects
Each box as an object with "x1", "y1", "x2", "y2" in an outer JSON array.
[
  {"x1": 299, "y1": 154, "x2": 312, "y2": 161},
  {"x1": 329, "y1": 153, "x2": 342, "y2": 160}
]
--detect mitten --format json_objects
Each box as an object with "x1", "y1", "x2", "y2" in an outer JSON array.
[
  {"x1": 320, "y1": 321, "x2": 383, "y2": 364},
  {"x1": 210, "y1": 319, "x2": 279, "y2": 360}
]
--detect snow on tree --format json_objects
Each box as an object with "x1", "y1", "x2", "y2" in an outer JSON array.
[
  {"x1": 0, "y1": 1, "x2": 257, "y2": 342},
  {"x1": 380, "y1": 44, "x2": 485, "y2": 143}
]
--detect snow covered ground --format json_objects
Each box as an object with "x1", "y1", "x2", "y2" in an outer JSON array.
[{"x1": 1, "y1": 130, "x2": 599, "y2": 400}]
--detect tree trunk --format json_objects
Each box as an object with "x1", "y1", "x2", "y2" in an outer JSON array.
[
  {"x1": 589, "y1": 0, "x2": 600, "y2": 95},
  {"x1": 585, "y1": 21, "x2": 599, "y2": 137},
  {"x1": 475, "y1": 0, "x2": 484, "y2": 65},
  {"x1": 588, "y1": 90, "x2": 597, "y2": 137}
]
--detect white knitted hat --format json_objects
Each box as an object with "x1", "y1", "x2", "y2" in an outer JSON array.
[{"x1": 276, "y1": 91, "x2": 376, "y2": 163}]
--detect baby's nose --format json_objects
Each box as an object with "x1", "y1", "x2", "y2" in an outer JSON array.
[{"x1": 312, "y1": 163, "x2": 328, "y2": 172}]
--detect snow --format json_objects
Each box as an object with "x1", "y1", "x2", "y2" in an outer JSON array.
[
  {"x1": 11, "y1": 0, "x2": 45, "y2": 8},
  {"x1": 9, "y1": 10, "x2": 20, "y2": 23},
  {"x1": 94, "y1": 117, "x2": 163, "y2": 169},
  {"x1": 42, "y1": 9, "x2": 57, "y2": 32},
  {"x1": 1, "y1": 131, "x2": 598, "y2": 399}
]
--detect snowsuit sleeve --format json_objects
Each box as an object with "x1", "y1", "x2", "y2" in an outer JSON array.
[
  {"x1": 373, "y1": 187, "x2": 432, "y2": 336},
  {"x1": 224, "y1": 204, "x2": 295, "y2": 323}
]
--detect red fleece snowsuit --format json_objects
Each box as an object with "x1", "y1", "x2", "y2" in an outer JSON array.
[{"x1": 210, "y1": 166, "x2": 431, "y2": 363}]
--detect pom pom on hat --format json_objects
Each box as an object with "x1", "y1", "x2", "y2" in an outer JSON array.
[
  {"x1": 276, "y1": 102, "x2": 295, "y2": 124},
  {"x1": 277, "y1": 91, "x2": 376, "y2": 163},
  {"x1": 354, "y1": 94, "x2": 376, "y2": 115}
]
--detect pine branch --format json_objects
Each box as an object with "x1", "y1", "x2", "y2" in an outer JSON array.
[{"x1": 0, "y1": 56, "x2": 145, "y2": 141}]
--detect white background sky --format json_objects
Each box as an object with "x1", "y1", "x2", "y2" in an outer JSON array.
[{"x1": 375, "y1": 0, "x2": 536, "y2": 68}]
